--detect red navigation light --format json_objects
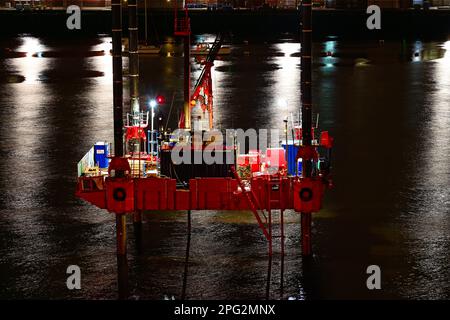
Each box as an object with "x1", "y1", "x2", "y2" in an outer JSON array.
[{"x1": 156, "y1": 95, "x2": 165, "y2": 104}]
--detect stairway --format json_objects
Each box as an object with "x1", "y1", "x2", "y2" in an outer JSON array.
[{"x1": 231, "y1": 167, "x2": 286, "y2": 256}]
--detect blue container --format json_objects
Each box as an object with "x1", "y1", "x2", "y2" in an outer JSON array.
[
  {"x1": 297, "y1": 159, "x2": 303, "y2": 176},
  {"x1": 282, "y1": 143, "x2": 299, "y2": 176},
  {"x1": 94, "y1": 142, "x2": 109, "y2": 168}
]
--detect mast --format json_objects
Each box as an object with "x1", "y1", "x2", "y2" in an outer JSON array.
[
  {"x1": 300, "y1": 0, "x2": 313, "y2": 257},
  {"x1": 174, "y1": 0, "x2": 192, "y2": 129},
  {"x1": 112, "y1": 0, "x2": 124, "y2": 157},
  {"x1": 111, "y1": 0, "x2": 129, "y2": 300},
  {"x1": 301, "y1": 0, "x2": 312, "y2": 178},
  {"x1": 128, "y1": 0, "x2": 140, "y2": 119},
  {"x1": 127, "y1": 0, "x2": 144, "y2": 245},
  {"x1": 182, "y1": 0, "x2": 191, "y2": 129},
  {"x1": 183, "y1": 31, "x2": 191, "y2": 129},
  {"x1": 144, "y1": 0, "x2": 148, "y2": 45}
]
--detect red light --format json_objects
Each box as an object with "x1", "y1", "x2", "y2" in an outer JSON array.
[{"x1": 156, "y1": 95, "x2": 165, "y2": 104}]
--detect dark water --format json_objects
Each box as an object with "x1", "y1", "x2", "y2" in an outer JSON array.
[{"x1": 0, "y1": 34, "x2": 449, "y2": 299}]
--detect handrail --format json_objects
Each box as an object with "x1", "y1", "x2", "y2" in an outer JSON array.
[{"x1": 231, "y1": 166, "x2": 270, "y2": 241}]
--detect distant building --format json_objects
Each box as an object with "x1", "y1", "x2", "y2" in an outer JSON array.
[
  {"x1": 0, "y1": 0, "x2": 178, "y2": 8},
  {"x1": 367, "y1": 0, "x2": 402, "y2": 8},
  {"x1": 3, "y1": 1, "x2": 110, "y2": 8},
  {"x1": 1, "y1": 0, "x2": 449, "y2": 9}
]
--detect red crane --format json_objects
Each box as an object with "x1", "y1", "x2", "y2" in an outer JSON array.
[{"x1": 187, "y1": 34, "x2": 224, "y2": 130}]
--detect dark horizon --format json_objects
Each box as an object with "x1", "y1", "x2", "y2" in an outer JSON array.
[{"x1": 1, "y1": 8, "x2": 450, "y2": 40}]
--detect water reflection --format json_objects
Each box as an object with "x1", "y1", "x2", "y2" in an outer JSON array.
[
  {"x1": 1, "y1": 35, "x2": 56, "y2": 298},
  {"x1": 207, "y1": 58, "x2": 229, "y2": 128},
  {"x1": 412, "y1": 41, "x2": 423, "y2": 62},
  {"x1": 181, "y1": 210, "x2": 192, "y2": 299},
  {"x1": 322, "y1": 40, "x2": 337, "y2": 68},
  {"x1": 16, "y1": 37, "x2": 46, "y2": 83},
  {"x1": 6, "y1": 36, "x2": 49, "y2": 209},
  {"x1": 1, "y1": 36, "x2": 450, "y2": 299},
  {"x1": 405, "y1": 39, "x2": 450, "y2": 299},
  {"x1": 270, "y1": 43, "x2": 301, "y2": 128},
  {"x1": 90, "y1": 38, "x2": 113, "y2": 84}
]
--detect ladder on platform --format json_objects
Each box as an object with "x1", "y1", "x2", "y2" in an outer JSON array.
[{"x1": 231, "y1": 167, "x2": 285, "y2": 256}]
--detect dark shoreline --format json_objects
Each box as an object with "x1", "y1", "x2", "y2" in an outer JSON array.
[{"x1": 0, "y1": 9, "x2": 449, "y2": 40}]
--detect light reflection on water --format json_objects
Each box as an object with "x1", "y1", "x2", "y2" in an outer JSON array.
[
  {"x1": 401, "y1": 39, "x2": 450, "y2": 299},
  {"x1": 0, "y1": 34, "x2": 449, "y2": 299},
  {"x1": 18, "y1": 37, "x2": 46, "y2": 83},
  {"x1": 270, "y1": 42, "x2": 301, "y2": 126}
]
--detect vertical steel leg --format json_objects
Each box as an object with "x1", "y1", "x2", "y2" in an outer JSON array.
[
  {"x1": 280, "y1": 209, "x2": 285, "y2": 298},
  {"x1": 268, "y1": 209, "x2": 272, "y2": 256},
  {"x1": 116, "y1": 214, "x2": 129, "y2": 300},
  {"x1": 183, "y1": 34, "x2": 191, "y2": 129},
  {"x1": 301, "y1": 212, "x2": 312, "y2": 257},
  {"x1": 133, "y1": 210, "x2": 142, "y2": 253},
  {"x1": 280, "y1": 209, "x2": 285, "y2": 257}
]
